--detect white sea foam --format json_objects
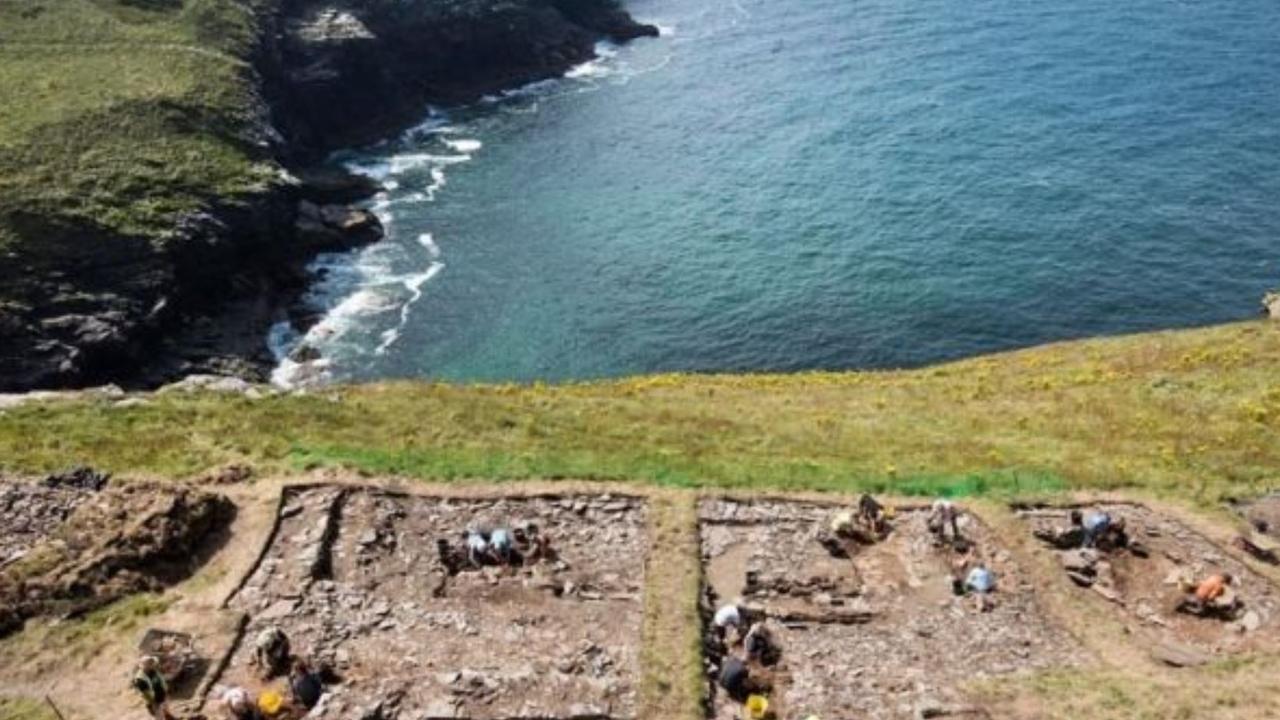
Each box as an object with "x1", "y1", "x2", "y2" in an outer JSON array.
[
  {"x1": 344, "y1": 158, "x2": 393, "y2": 180},
  {"x1": 376, "y1": 261, "x2": 445, "y2": 354},
  {"x1": 400, "y1": 111, "x2": 452, "y2": 141},
  {"x1": 443, "y1": 138, "x2": 482, "y2": 153},
  {"x1": 418, "y1": 233, "x2": 442, "y2": 258},
  {"x1": 271, "y1": 23, "x2": 679, "y2": 385},
  {"x1": 425, "y1": 167, "x2": 448, "y2": 201},
  {"x1": 566, "y1": 59, "x2": 612, "y2": 80}
]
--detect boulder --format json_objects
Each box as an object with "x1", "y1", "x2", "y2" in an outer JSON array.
[
  {"x1": 293, "y1": 166, "x2": 383, "y2": 204},
  {"x1": 1151, "y1": 641, "x2": 1212, "y2": 667},
  {"x1": 159, "y1": 374, "x2": 256, "y2": 394}
]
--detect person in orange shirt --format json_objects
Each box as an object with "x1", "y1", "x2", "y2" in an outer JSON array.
[
  {"x1": 1178, "y1": 572, "x2": 1237, "y2": 617},
  {"x1": 1194, "y1": 573, "x2": 1231, "y2": 603}
]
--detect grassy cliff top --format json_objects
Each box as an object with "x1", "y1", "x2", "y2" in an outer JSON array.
[
  {"x1": 0, "y1": 0, "x2": 275, "y2": 245},
  {"x1": 2, "y1": 321, "x2": 1277, "y2": 503}
]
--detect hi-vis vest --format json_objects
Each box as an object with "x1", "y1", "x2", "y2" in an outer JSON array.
[{"x1": 134, "y1": 670, "x2": 167, "y2": 704}]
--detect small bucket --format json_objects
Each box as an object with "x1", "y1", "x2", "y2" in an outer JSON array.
[
  {"x1": 258, "y1": 690, "x2": 285, "y2": 717},
  {"x1": 744, "y1": 694, "x2": 769, "y2": 720}
]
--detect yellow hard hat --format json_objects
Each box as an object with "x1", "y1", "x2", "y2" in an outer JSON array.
[
  {"x1": 884, "y1": 506, "x2": 898, "y2": 519},
  {"x1": 745, "y1": 694, "x2": 769, "y2": 719}
]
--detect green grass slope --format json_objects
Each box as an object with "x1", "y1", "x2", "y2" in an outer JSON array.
[
  {"x1": 2, "y1": 321, "x2": 1277, "y2": 502},
  {"x1": 0, "y1": 0, "x2": 275, "y2": 244}
]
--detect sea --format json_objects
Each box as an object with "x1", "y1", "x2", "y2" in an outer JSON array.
[{"x1": 269, "y1": 0, "x2": 1280, "y2": 386}]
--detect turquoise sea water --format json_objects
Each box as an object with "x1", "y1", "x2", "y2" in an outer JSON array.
[{"x1": 271, "y1": 0, "x2": 1280, "y2": 385}]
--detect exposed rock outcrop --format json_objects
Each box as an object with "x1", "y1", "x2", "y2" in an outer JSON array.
[
  {"x1": 0, "y1": 0, "x2": 657, "y2": 392},
  {"x1": 261, "y1": 0, "x2": 658, "y2": 156},
  {"x1": 0, "y1": 481, "x2": 235, "y2": 636}
]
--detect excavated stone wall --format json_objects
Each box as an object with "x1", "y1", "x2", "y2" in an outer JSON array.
[
  {"x1": 220, "y1": 487, "x2": 648, "y2": 719},
  {"x1": 699, "y1": 499, "x2": 1089, "y2": 720},
  {"x1": 1020, "y1": 503, "x2": 1280, "y2": 662}
]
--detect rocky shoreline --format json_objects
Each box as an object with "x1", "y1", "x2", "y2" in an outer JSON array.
[{"x1": 0, "y1": 0, "x2": 657, "y2": 392}]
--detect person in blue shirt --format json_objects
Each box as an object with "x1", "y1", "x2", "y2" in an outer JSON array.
[
  {"x1": 1081, "y1": 510, "x2": 1111, "y2": 548},
  {"x1": 465, "y1": 530, "x2": 490, "y2": 567},
  {"x1": 1081, "y1": 510, "x2": 1128, "y2": 550},
  {"x1": 489, "y1": 527, "x2": 515, "y2": 564}
]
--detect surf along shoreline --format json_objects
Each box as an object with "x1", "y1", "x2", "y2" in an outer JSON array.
[{"x1": 0, "y1": 0, "x2": 658, "y2": 393}]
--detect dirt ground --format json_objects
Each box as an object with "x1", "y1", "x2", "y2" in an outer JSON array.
[
  {"x1": 6, "y1": 477, "x2": 1280, "y2": 720},
  {"x1": 698, "y1": 499, "x2": 1089, "y2": 720},
  {"x1": 1018, "y1": 503, "x2": 1280, "y2": 659},
  {"x1": 216, "y1": 487, "x2": 649, "y2": 719}
]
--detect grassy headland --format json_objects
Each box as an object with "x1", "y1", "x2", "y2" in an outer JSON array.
[
  {"x1": 2, "y1": 321, "x2": 1276, "y2": 503},
  {"x1": 0, "y1": 0, "x2": 274, "y2": 243}
]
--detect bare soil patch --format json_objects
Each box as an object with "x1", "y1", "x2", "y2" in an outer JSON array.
[
  {"x1": 217, "y1": 486, "x2": 648, "y2": 719},
  {"x1": 0, "y1": 478, "x2": 233, "y2": 637},
  {"x1": 699, "y1": 499, "x2": 1088, "y2": 720},
  {"x1": 1019, "y1": 503, "x2": 1280, "y2": 661}
]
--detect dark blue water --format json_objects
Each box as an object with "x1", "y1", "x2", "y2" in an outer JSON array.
[{"x1": 271, "y1": 0, "x2": 1280, "y2": 385}]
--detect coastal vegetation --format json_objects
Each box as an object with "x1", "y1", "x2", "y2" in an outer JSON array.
[
  {"x1": 0, "y1": 0, "x2": 271, "y2": 241},
  {"x1": 2, "y1": 321, "x2": 1276, "y2": 505}
]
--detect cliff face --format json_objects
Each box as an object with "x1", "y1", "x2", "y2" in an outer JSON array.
[
  {"x1": 263, "y1": 0, "x2": 656, "y2": 156},
  {"x1": 0, "y1": 0, "x2": 656, "y2": 392}
]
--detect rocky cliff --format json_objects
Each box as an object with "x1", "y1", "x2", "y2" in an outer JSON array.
[{"x1": 0, "y1": 0, "x2": 656, "y2": 392}]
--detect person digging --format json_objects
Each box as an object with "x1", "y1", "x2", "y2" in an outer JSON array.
[
  {"x1": 714, "y1": 601, "x2": 742, "y2": 636},
  {"x1": 1082, "y1": 510, "x2": 1130, "y2": 551},
  {"x1": 221, "y1": 686, "x2": 263, "y2": 720},
  {"x1": 961, "y1": 563, "x2": 998, "y2": 611},
  {"x1": 718, "y1": 648, "x2": 773, "y2": 703},
  {"x1": 858, "y1": 494, "x2": 893, "y2": 538},
  {"x1": 928, "y1": 499, "x2": 962, "y2": 544},
  {"x1": 132, "y1": 655, "x2": 175, "y2": 720},
  {"x1": 465, "y1": 528, "x2": 491, "y2": 567},
  {"x1": 515, "y1": 522, "x2": 555, "y2": 562},
  {"x1": 253, "y1": 625, "x2": 292, "y2": 680},
  {"x1": 1034, "y1": 510, "x2": 1088, "y2": 549},
  {"x1": 436, "y1": 537, "x2": 468, "y2": 575},
  {"x1": 1178, "y1": 573, "x2": 1242, "y2": 619},
  {"x1": 487, "y1": 526, "x2": 522, "y2": 566},
  {"x1": 743, "y1": 620, "x2": 782, "y2": 667},
  {"x1": 289, "y1": 658, "x2": 325, "y2": 711}
]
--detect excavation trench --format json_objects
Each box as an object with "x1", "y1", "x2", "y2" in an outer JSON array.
[
  {"x1": 1018, "y1": 502, "x2": 1280, "y2": 664},
  {"x1": 213, "y1": 487, "x2": 649, "y2": 720},
  {"x1": 698, "y1": 499, "x2": 1089, "y2": 720}
]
